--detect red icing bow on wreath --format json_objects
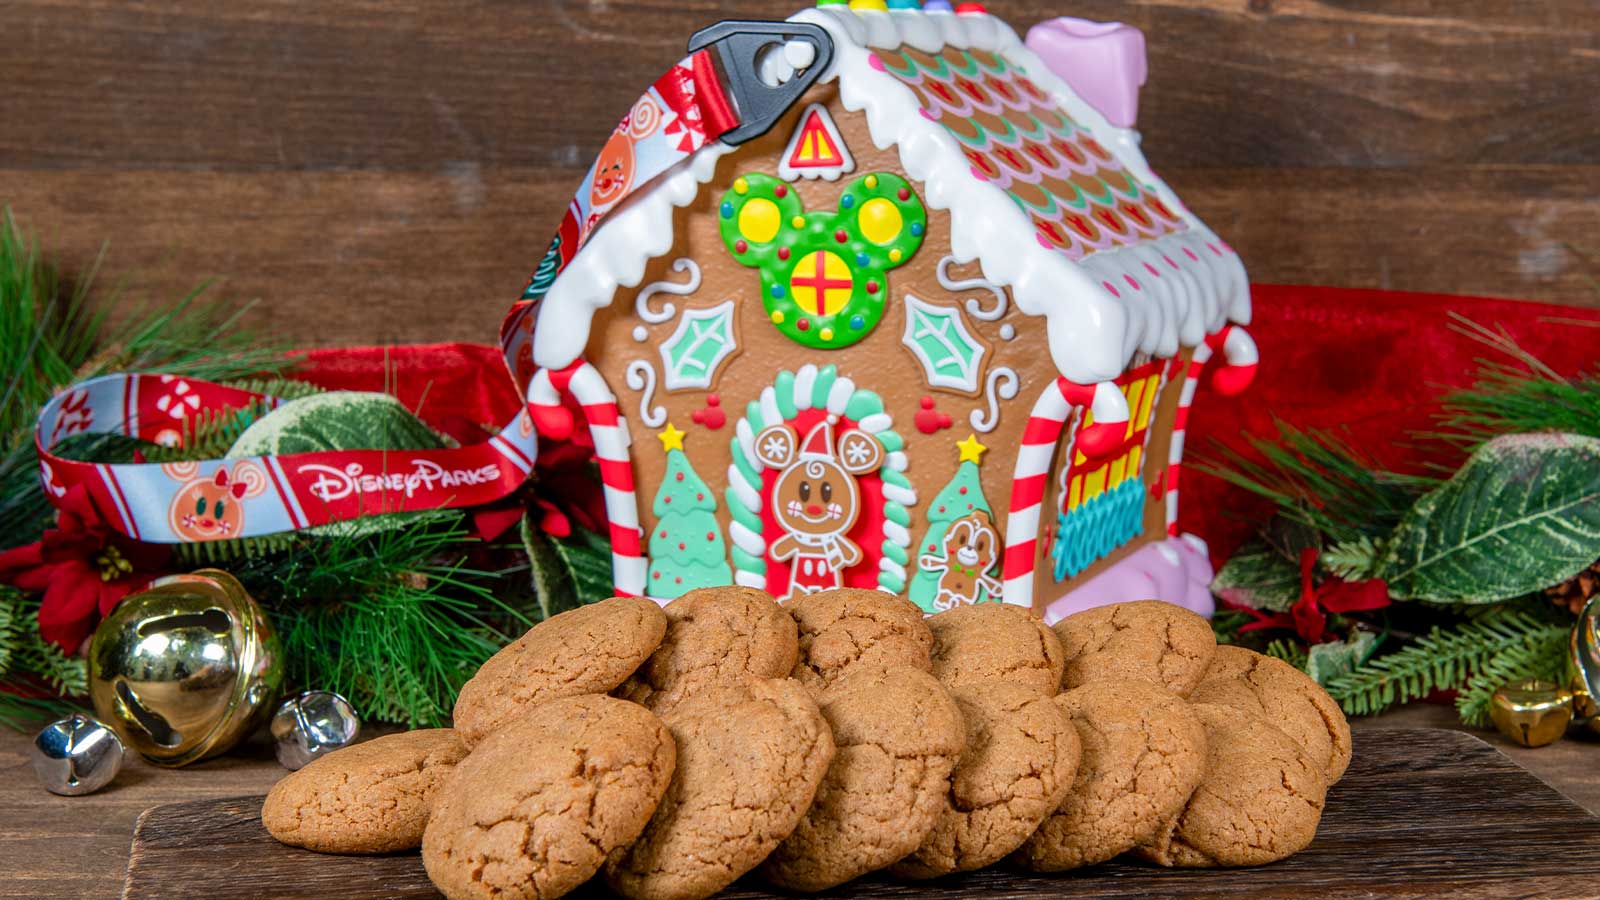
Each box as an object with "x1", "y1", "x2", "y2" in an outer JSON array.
[
  {"x1": 1230, "y1": 548, "x2": 1390, "y2": 645},
  {"x1": 0, "y1": 485, "x2": 171, "y2": 651}
]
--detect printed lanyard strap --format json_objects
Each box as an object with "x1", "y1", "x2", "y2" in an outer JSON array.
[{"x1": 34, "y1": 22, "x2": 831, "y2": 545}]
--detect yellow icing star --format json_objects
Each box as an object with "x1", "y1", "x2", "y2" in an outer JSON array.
[
  {"x1": 957, "y1": 433, "x2": 987, "y2": 464},
  {"x1": 658, "y1": 423, "x2": 686, "y2": 452}
]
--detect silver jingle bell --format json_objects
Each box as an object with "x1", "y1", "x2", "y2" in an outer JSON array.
[
  {"x1": 32, "y1": 713, "x2": 125, "y2": 796},
  {"x1": 271, "y1": 691, "x2": 360, "y2": 770}
]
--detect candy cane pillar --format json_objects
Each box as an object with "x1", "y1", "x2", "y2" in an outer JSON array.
[
  {"x1": 528, "y1": 360, "x2": 648, "y2": 598},
  {"x1": 1002, "y1": 377, "x2": 1130, "y2": 610},
  {"x1": 1165, "y1": 326, "x2": 1258, "y2": 535}
]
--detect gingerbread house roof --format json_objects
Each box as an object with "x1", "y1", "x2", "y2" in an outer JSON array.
[{"x1": 532, "y1": 4, "x2": 1251, "y2": 386}]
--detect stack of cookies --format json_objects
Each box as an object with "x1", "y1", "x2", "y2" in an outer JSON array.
[{"x1": 260, "y1": 592, "x2": 1349, "y2": 900}]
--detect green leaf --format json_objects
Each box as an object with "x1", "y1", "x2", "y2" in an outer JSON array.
[
  {"x1": 521, "y1": 513, "x2": 617, "y2": 621},
  {"x1": 1306, "y1": 631, "x2": 1378, "y2": 685},
  {"x1": 228, "y1": 391, "x2": 446, "y2": 456},
  {"x1": 228, "y1": 391, "x2": 452, "y2": 538},
  {"x1": 1212, "y1": 539, "x2": 1300, "y2": 612},
  {"x1": 1374, "y1": 433, "x2": 1600, "y2": 603}
]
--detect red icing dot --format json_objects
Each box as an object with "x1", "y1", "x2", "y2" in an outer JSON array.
[
  {"x1": 927, "y1": 545, "x2": 937, "y2": 552},
  {"x1": 675, "y1": 576, "x2": 682, "y2": 584},
  {"x1": 664, "y1": 496, "x2": 672, "y2": 504},
  {"x1": 696, "y1": 492, "x2": 704, "y2": 501},
  {"x1": 797, "y1": 319, "x2": 811, "y2": 331},
  {"x1": 706, "y1": 532, "x2": 715, "y2": 541},
  {"x1": 866, "y1": 281, "x2": 879, "y2": 295},
  {"x1": 897, "y1": 187, "x2": 910, "y2": 201},
  {"x1": 660, "y1": 530, "x2": 668, "y2": 538},
  {"x1": 834, "y1": 229, "x2": 848, "y2": 243},
  {"x1": 774, "y1": 185, "x2": 788, "y2": 198},
  {"x1": 967, "y1": 503, "x2": 974, "y2": 510},
  {"x1": 778, "y1": 246, "x2": 790, "y2": 261},
  {"x1": 959, "y1": 486, "x2": 968, "y2": 495},
  {"x1": 675, "y1": 472, "x2": 685, "y2": 481},
  {"x1": 653, "y1": 572, "x2": 661, "y2": 579},
  {"x1": 938, "y1": 505, "x2": 947, "y2": 513},
  {"x1": 678, "y1": 542, "x2": 686, "y2": 551},
  {"x1": 735, "y1": 239, "x2": 748, "y2": 254}
]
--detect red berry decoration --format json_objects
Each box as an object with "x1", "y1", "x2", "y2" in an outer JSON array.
[
  {"x1": 690, "y1": 394, "x2": 727, "y2": 430},
  {"x1": 914, "y1": 395, "x2": 954, "y2": 435}
]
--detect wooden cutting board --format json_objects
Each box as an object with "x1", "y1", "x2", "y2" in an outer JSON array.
[{"x1": 123, "y1": 728, "x2": 1600, "y2": 899}]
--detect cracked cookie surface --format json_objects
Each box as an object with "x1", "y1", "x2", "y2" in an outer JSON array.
[
  {"x1": 890, "y1": 682, "x2": 1079, "y2": 879},
  {"x1": 1014, "y1": 679, "x2": 1206, "y2": 871},
  {"x1": 604, "y1": 675, "x2": 833, "y2": 900},
  {"x1": 421, "y1": 694, "x2": 675, "y2": 900},
  {"x1": 262, "y1": 728, "x2": 468, "y2": 854},
  {"x1": 927, "y1": 602, "x2": 1065, "y2": 696},
  {"x1": 786, "y1": 588, "x2": 933, "y2": 693},
  {"x1": 1136, "y1": 703, "x2": 1328, "y2": 867},
  {"x1": 761, "y1": 665, "x2": 966, "y2": 891},
  {"x1": 616, "y1": 587, "x2": 799, "y2": 714},
  {"x1": 453, "y1": 596, "x2": 667, "y2": 746},
  {"x1": 1052, "y1": 600, "x2": 1216, "y2": 697},
  {"x1": 1189, "y1": 644, "x2": 1353, "y2": 783}
]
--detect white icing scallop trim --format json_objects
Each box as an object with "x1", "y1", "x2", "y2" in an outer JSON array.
[{"x1": 531, "y1": 6, "x2": 1250, "y2": 383}]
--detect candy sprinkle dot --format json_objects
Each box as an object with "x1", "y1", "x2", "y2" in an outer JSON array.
[
  {"x1": 865, "y1": 175, "x2": 879, "y2": 189},
  {"x1": 841, "y1": 194, "x2": 855, "y2": 208},
  {"x1": 897, "y1": 187, "x2": 910, "y2": 201},
  {"x1": 797, "y1": 318, "x2": 811, "y2": 331},
  {"x1": 850, "y1": 314, "x2": 866, "y2": 330},
  {"x1": 889, "y1": 248, "x2": 903, "y2": 262},
  {"x1": 792, "y1": 216, "x2": 807, "y2": 229},
  {"x1": 820, "y1": 327, "x2": 835, "y2": 341},
  {"x1": 835, "y1": 229, "x2": 849, "y2": 243},
  {"x1": 734, "y1": 178, "x2": 749, "y2": 194},
  {"x1": 777, "y1": 246, "x2": 791, "y2": 261},
  {"x1": 855, "y1": 251, "x2": 870, "y2": 266},
  {"x1": 774, "y1": 184, "x2": 788, "y2": 198},
  {"x1": 720, "y1": 201, "x2": 734, "y2": 219},
  {"x1": 910, "y1": 221, "x2": 925, "y2": 237},
  {"x1": 734, "y1": 239, "x2": 748, "y2": 254},
  {"x1": 771, "y1": 310, "x2": 786, "y2": 324},
  {"x1": 770, "y1": 284, "x2": 786, "y2": 299},
  {"x1": 866, "y1": 280, "x2": 880, "y2": 295}
]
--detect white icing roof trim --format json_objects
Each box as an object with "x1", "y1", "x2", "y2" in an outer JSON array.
[{"x1": 534, "y1": 7, "x2": 1250, "y2": 384}]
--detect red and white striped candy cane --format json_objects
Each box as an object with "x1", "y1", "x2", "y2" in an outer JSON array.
[
  {"x1": 1165, "y1": 325, "x2": 1258, "y2": 535},
  {"x1": 1001, "y1": 376, "x2": 1130, "y2": 610},
  {"x1": 528, "y1": 360, "x2": 647, "y2": 598}
]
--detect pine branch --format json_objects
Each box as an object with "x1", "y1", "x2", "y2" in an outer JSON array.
[
  {"x1": 1322, "y1": 603, "x2": 1569, "y2": 718},
  {"x1": 1454, "y1": 626, "x2": 1573, "y2": 727},
  {"x1": 1264, "y1": 638, "x2": 1309, "y2": 671},
  {"x1": 1432, "y1": 315, "x2": 1600, "y2": 450},
  {"x1": 1193, "y1": 420, "x2": 1435, "y2": 546}
]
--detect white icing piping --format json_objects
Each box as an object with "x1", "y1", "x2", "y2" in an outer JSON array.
[
  {"x1": 625, "y1": 360, "x2": 666, "y2": 428},
  {"x1": 634, "y1": 258, "x2": 702, "y2": 324}
]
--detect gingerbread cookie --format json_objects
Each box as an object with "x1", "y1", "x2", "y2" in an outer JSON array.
[
  {"x1": 1190, "y1": 644, "x2": 1353, "y2": 783},
  {"x1": 787, "y1": 588, "x2": 933, "y2": 692},
  {"x1": 262, "y1": 728, "x2": 468, "y2": 854},
  {"x1": 605, "y1": 676, "x2": 833, "y2": 900},
  {"x1": 453, "y1": 596, "x2": 667, "y2": 746},
  {"x1": 422, "y1": 695, "x2": 674, "y2": 900},
  {"x1": 1052, "y1": 600, "x2": 1216, "y2": 697},
  {"x1": 1014, "y1": 680, "x2": 1207, "y2": 872},
  {"x1": 1137, "y1": 703, "x2": 1328, "y2": 867},
  {"x1": 927, "y1": 602, "x2": 1065, "y2": 696},
  {"x1": 616, "y1": 586, "x2": 799, "y2": 713},
  {"x1": 761, "y1": 665, "x2": 966, "y2": 891},
  {"x1": 890, "y1": 682, "x2": 1079, "y2": 879}
]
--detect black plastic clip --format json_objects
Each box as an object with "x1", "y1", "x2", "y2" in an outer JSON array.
[{"x1": 688, "y1": 20, "x2": 834, "y2": 146}]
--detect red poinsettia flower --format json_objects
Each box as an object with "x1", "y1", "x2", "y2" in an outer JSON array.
[
  {"x1": 1231, "y1": 548, "x2": 1391, "y2": 645},
  {"x1": 0, "y1": 485, "x2": 171, "y2": 652}
]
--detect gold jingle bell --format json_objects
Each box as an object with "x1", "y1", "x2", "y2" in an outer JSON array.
[
  {"x1": 1489, "y1": 679, "x2": 1573, "y2": 748},
  {"x1": 1570, "y1": 595, "x2": 1600, "y2": 737},
  {"x1": 89, "y1": 570, "x2": 282, "y2": 767}
]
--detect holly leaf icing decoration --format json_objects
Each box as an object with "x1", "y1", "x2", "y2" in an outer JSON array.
[
  {"x1": 902, "y1": 295, "x2": 986, "y2": 393},
  {"x1": 1373, "y1": 433, "x2": 1600, "y2": 604},
  {"x1": 718, "y1": 172, "x2": 926, "y2": 349},
  {"x1": 658, "y1": 301, "x2": 737, "y2": 391}
]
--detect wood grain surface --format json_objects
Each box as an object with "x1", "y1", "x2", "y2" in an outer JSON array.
[
  {"x1": 118, "y1": 728, "x2": 1600, "y2": 900},
  {"x1": 2, "y1": 0, "x2": 1596, "y2": 351}
]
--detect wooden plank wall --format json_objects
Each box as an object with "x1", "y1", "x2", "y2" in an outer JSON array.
[{"x1": 2, "y1": 0, "x2": 1596, "y2": 348}]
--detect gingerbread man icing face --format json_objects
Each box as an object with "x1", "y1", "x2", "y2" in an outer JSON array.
[
  {"x1": 164, "y1": 461, "x2": 268, "y2": 542},
  {"x1": 589, "y1": 131, "x2": 637, "y2": 210},
  {"x1": 756, "y1": 418, "x2": 884, "y2": 598}
]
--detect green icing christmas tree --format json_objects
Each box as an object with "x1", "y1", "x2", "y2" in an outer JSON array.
[
  {"x1": 647, "y1": 424, "x2": 732, "y2": 599},
  {"x1": 910, "y1": 435, "x2": 1003, "y2": 613}
]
